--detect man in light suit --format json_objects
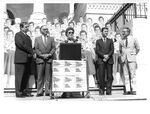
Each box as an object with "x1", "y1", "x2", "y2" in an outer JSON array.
[
  {"x1": 34, "y1": 25, "x2": 56, "y2": 98},
  {"x1": 96, "y1": 27, "x2": 114, "y2": 95},
  {"x1": 14, "y1": 22, "x2": 34, "y2": 98},
  {"x1": 119, "y1": 27, "x2": 140, "y2": 95}
]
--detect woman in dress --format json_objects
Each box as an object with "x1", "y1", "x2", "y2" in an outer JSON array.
[{"x1": 79, "y1": 30, "x2": 96, "y2": 88}]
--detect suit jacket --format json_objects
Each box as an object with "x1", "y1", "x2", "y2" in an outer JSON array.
[
  {"x1": 14, "y1": 31, "x2": 33, "y2": 63},
  {"x1": 34, "y1": 35, "x2": 56, "y2": 64},
  {"x1": 119, "y1": 35, "x2": 140, "y2": 63},
  {"x1": 96, "y1": 38, "x2": 114, "y2": 64}
]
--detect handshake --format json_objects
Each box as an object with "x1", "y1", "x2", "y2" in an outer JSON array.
[{"x1": 103, "y1": 54, "x2": 109, "y2": 62}]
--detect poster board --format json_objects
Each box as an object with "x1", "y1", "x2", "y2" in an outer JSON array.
[{"x1": 52, "y1": 60, "x2": 88, "y2": 92}]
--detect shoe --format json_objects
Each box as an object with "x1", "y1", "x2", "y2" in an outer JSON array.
[
  {"x1": 99, "y1": 89, "x2": 104, "y2": 95},
  {"x1": 131, "y1": 91, "x2": 136, "y2": 95},
  {"x1": 50, "y1": 96, "x2": 55, "y2": 99},
  {"x1": 23, "y1": 93, "x2": 34, "y2": 97},
  {"x1": 26, "y1": 94, "x2": 34, "y2": 97},
  {"x1": 16, "y1": 94, "x2": 25, "y2": 98},
  {"x1": 106, "y1": 89, "x2": 112, "y2": 95},
  {"x1": 85, "y1": 94, "x2": 90, "y2": 98},
  {"x1": 123, "y1": 91, "x2": 131, "y2": 95},
  {"x1": 36, "y1": 94, "x2": 43, "y2": 97},
  {"x1": 45, "y1": 93, "x2": 50, "y2": 96},
  {"x1": 106, "y1": 92, "x2": 112, "y2": 95}
]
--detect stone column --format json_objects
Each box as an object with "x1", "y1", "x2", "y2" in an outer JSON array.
[
  {"x1": 29, "y1": 2, "x2": 46, "y2": 25},
  {"x1": 68, "y1": 3, "x2": 74, "y2": 21}
]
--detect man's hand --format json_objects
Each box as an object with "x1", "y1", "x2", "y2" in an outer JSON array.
[
  {"x1": 41, "y1": 54, "x2": 48, "y2": 59},
  {"x1": 104, "y1": 54, "x2": 109, "y2": 59},
  {"x1": 42, "y1": 54, "x2": 52, "y2": 60},
  {"x1": 103, "y1": 54, "x2": 109, "y2": 62},
  {"x1": 33, "y1": 53, "x2": 36, "y2": 59}
]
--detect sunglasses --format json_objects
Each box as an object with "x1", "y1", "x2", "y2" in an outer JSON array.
[{"x1": 68, "y1": 31, "x2": 74, "y2": 34}]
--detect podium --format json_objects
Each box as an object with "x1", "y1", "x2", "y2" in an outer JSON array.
[
  {"x1": 52, "y1": 43, "x2": 88, "y2": 96},
  {"x1": 59, "y1": 43, "x2": 81, "y2": 60}
]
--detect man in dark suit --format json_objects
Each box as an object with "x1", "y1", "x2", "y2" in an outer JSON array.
[
  {"x1": 34, "y1": 25, "x2": 56, "y2": 99},
  {"x1": 96, "y1": 27, "x2": 114, "y2": 95},
  {"x1": 14, "y1": 22, "x2": 34, "y2": 98}
]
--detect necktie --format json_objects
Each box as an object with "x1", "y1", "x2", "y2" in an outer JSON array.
[
  {"x1": 125, "y1": 38, "x2": 128, "y2": 47},
  {"x1": 103, "y1": 38, "x2": 106, "y2": 43}
]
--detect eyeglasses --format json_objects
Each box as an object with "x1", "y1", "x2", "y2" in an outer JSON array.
[{"x1": 43, "y1": 28, "x2": 48, "y2": 31}]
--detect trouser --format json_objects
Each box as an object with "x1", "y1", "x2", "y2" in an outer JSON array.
[
  {"x1": 113, "y1": 53, "x2": 119, "y2": 84},
  {"x1": 15, "y1": 62, "x2": 30, "y2": 96},
  {"x1": 37, "y1": 62, "x2": 52, "y2": 95},
  {"x1": 97, "y1": 63, "x2": 113, "y2": 92},
  {"x1": 122, "y1": 61, "x2": 136, "y2": 92}
]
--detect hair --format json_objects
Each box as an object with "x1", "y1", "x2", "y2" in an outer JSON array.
[
  {"x1": 123, "y1": 27, "x2": 131, "y2": 34},
  {"x1": 6, "y1": 29, "x2": 14, "y2": 36},
  {"x1": 87, "y1": 18, "x2": 92, "y2": 21},
  {"x1": 5, "y1": 18, "x2": 12, "y2": 25},
  {"x1": 105, "y1": 22, "x2": 112, "y2": 27},
  {"x1": 47, "y1": 20, "x2": 52, "y2": 24},
  {"x1": 20, "y1": 22, "x2": 28, "y2": 29},
  {"x1": 68, "y1": 21, "x2": 75, "y2": 26},
  {"x1": 93, "y1": 23, "x2": 99, "y2": 28},
  {"x1": 29, "y1": 22, "x2": 34, "y2": 26},
  {"x1": 55, "y1": 23, "x2": 61, "y2": 27},
  {"x1": 4, "y1": 26, "x2": 10, "y2": 30},
  {"x1": 81, "y1": 23, "x2": 87, "y2": 27},
  {"x1": 94, "y1": 25, "x2": 101, "y2": 31},
  {"x1": 98, "y1": 16, "x2": 104, "y2": 21},
  {"x1": 40, "y1": 25, "x2": 46, "y2": 32},
  {"x1": 6, "y1": 18, "x2": 11, "y2": 22},
  {"x1": 80, "y1": 30, "x2": 87, "y2": 36},
  {"x1": 42, "y1": 18, "x2": 47, "y2": 21},
  {"x1": 65, "y1": 27, "x2": 74, "y2": 37},
  {"x1": 61, "y1": 30, "x2": 66, "y2": 35},
  {"x1": 115, "y1": 33, "x2": 121, "y2": 37},
  {"x1": 35, "y1": 26, "x2": 40, "y2": 30},
  {"x1": 101, "y1": 27, "x2": 108, "y2": 32}
]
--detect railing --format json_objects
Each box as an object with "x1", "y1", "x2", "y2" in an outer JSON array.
[
  {"x1": 134, "y1": 3, "x2": 147, "y2": 18},
  {"x1": 107, "y1": 3, "x2": 147, "y2": 32},
  {"x1": 107, "y1": 3, "x2": 147, "y2": 23}
]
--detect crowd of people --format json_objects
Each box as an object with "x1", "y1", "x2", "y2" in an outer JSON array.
[{"x1": 4, "y1": 15, "x2": 140, "y2": 98}]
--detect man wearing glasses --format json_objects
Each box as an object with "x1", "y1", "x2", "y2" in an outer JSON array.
[
  {"x1": 119, "y1": 27, "x2": 140, "y2": 95},
  {"x1": 34, "y1": 25, "x2": 56, "y2": 99}
]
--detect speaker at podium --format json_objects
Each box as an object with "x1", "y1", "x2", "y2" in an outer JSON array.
[{"x1": 59, "y1": 43, "x2": 81, "y2": 60}]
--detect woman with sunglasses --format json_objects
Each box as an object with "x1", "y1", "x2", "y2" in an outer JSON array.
[{"x1": 65, "y1": 27, "x2": 78, "y2": 43}]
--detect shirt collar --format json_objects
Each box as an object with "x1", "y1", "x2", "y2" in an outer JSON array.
[{"x1": 21, "y1": 31, "x2": 26, "y2": 35}]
